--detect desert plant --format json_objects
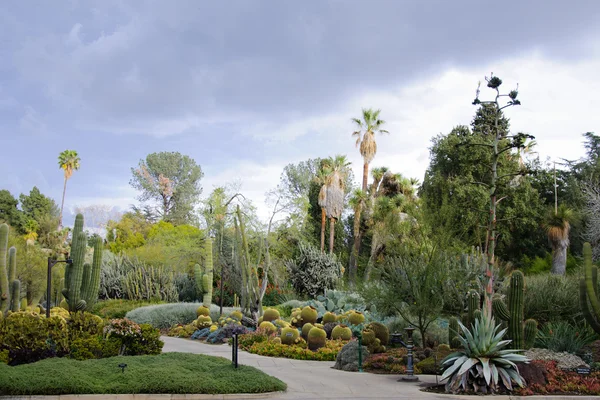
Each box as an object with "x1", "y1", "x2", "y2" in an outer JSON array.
[
  {"x1": 193, "y1": 238, "x2": 214, "y2": 306},
  {"x1": 0, "y1": 224, "x2": 20, "y2": 313},
  {"x1": 441, "y1": 315, "x2": 528, "y2": 394},
  {"x1": 492, "y1": 271, "x2": 538, "y2": 349},
  {"x1": 580, "y1": 242, "x2": 600, "y2": 335},
  {"x1": 285, "y1": 243, "x2": 343, "y2": 297},
  {"x1": 307, "y1": 327, "x2": 327, "y2": 351},
  {"x1": 536, "y1": 321, "x2": 597, "y2": 354},
  {"x1": 123, "y1": 260, "x2": 178, "y2": 302},
  {"x1": 524, "y1": 273, "x2": 580, "y2": 324}
]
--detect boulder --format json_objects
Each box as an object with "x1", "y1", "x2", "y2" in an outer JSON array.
[{"x1": 333, "y1": 341, "x2": 370, "y2": 372}]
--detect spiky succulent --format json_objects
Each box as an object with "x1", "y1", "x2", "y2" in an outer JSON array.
[{"x1": 441, "y1": 314, "x2": 528, "y2": 394}]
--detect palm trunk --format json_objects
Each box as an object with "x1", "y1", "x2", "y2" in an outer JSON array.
[
  {"x1": 362, "y1": 162, "x2": 369, "y2": 192},
  {"x1": 58, "y1": 176, "x2": 68, "y2": 230},
  {"x1": 320, "y1": 208, "x2": 326, "y2": 253},
  {"x1": 349, "y1": 201, "x2": 363, "y2": 283},
  {"x1": 550, "y1": 241, "x2": 568, "y2": 275},
  {"x1": 329, "y1": 217, "x2": 336, "y2": 254}
]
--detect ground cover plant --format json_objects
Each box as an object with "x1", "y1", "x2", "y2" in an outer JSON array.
[
  {"x1": 0, "y1": 352, "x2": 286, "y2": 395},
  {"x1": 90, "y1": 299, "x2": 165, "y2": 319}
]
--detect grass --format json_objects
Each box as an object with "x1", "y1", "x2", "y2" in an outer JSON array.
[
  {"x1": 0, "y1": 352, "x2": 286, "y2": 395},
  {"x1": 90, "y1": 299, "x2": 166, "y2": 319}
]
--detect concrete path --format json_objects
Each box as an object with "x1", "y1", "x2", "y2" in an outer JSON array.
[{"x1": 163, "y1": 336, "x2": 557, "y2": 400}]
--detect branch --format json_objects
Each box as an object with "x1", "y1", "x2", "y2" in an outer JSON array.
[{"x1": 468, "y1": 181, "x2": 490, "y2": 188}]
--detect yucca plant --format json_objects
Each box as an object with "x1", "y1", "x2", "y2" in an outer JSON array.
[{"x1": 441, "y1": 314, "x2": 528, "y2": 394}]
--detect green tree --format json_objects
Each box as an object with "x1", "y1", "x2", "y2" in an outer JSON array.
[
  {"x1": 0, "y1": 190, "x2": 24, "y2": 231},
  {"x1": 58, "y1": 149, "x2": 81, "y2": 229},
  {"x1": 130, "y1": 152, "x2": 203, "y2": 225},
  {"x1": 19, "y1": 187, "x2": 59, "y2": 235}
]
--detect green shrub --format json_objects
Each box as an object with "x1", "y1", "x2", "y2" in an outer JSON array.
[
  {"x1": 517, "y1": 274, "x2": 581, "y2": 324},
  {"x1": 522, "y1": 253, "x2": 579, "y2": 275},
  {"x1": 246, "y1": 338, "x2": 346, "y2": 361},
  {"x1": 90, "y1": 299, "x2": 165, "y2": 319},
  {"x1": 536, "y1": 321, "x2": 598, "y2": 354},
  {"x1": 285, "y1": 243, "x2": 343, "y2": 297},
  {"x1": 125, "y1": 303, "x2": 236, "y2": 329}
]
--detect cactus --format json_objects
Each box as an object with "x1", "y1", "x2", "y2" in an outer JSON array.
[
  {"x1": 466, "y1": 289, "x2": 480, "y2": 328},
  {"x1": 195, "y1": 238, "x2": 214, "y2": 307},
  {"x1": 348, "y1": 311, "x2": 365, "y2": 325},
  {"x1": 61, "y1": 214, "x2": 103, "y2": 312},
  {"x1": 307, "y1": 327, "x2": 327, "y2": 351},
  {"x1": 258, "y1": 321, "x2": 277, "y2": 335},
  {"x1": 492, "y1": 270, "x2": 537, "y2": 349},
  {"x1": 448, "y1": 316, "x2": 461, "y2": 348},
  {"x1": 300, "y1": 306, "x2": 318, "y2": 325},
  {"x1": 194, "y1": 263, "x2": 203, "y2": 298},
  {"x1": 331, "y1": 324, "x2": 352, "y2": 340},
  {"x1": 10, "y1": 280, "x2": 20, "y2": 312},
  {"x1": 580, "y1": 242, "x2": 600, "y2": 334},
  {"x1": 0, "y1": 224, "x2": 9, "y2": 312},
  {"x1": 196, "y1": 305, "x2": 210, "y2": 317},
  {"x1": 322, "y1": 312, "x2": 337, "y2": 324},
  {"x1": 281, "y1": 326, "x2": 300, "y2": 345},
  {"x1": 301, "y1": 323, "x2": 314, "y2": 340},
  {"x1": 366, "y1": 322, "x2": 389, "y2": 345},
  {"x1": 263, "y1": 308, "x2": 280, "y2": 322}
]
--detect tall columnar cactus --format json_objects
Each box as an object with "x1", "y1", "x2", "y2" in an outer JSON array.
[
  {"x1": 62, "y1": 214, "x2": 103, "y2": 312},
  {"x1": 10, "y1": 280, "x2": 20, "y2": 312},
  {"x1": 492, "y1": 270, "x2": 537, "y2": 349},
  {"x1": 0, "y1": 223, "x2": 9, "y2": 312},
  {"x1": 448, "y1": 316, "x2": 461, "y2": 348},
  {"x1": 466, "y1": 289, "x2": 481, "y2": 328},
  {"x1": 8, "y1": 246, "x2": 17, "y2": 308},
  {"x1": 202, "y1": 238, "x2": 213, "y2": 307},
  {"x1": 194, "y1": 263, "x2": 203, "y2": 298},
  {"x1": 580, "y1": 242, "x2": 600, "y2": 334}
]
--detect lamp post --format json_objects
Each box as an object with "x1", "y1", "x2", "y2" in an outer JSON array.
[
  {"x1": 46, "y1": 256, "x2": 72, "y2": 318},
  {"x1": 400, "y1": 327, "x2": 419, "y2": 382}
]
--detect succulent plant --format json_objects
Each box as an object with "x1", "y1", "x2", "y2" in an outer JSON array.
[
  {"x1": 348, "y1": 311, "x2": 365, "y2": 325},
  {"x1": 259, "y1": 321, "x2": 277, "y2": 335},
  {"x1": 331, "y1": 324, "x2": 352, "y2": 340},
  {"x1": 263, "y1": 308, "x2": 280, "y2": 322},
  {"x1": 301, "y1": 323, "x2": 314, "y2": 340},
  {"x1": 322, "y1": 312, "x2": 337, "y2": 324},
  {"x1": 300, "y1": 306, "x2": 318, "y2": 325},
  {"x1": 281, "y1": 326, "x2": 299, "y2": 345},
  {"x1": 307, "y1": 327, "x2": 327, "y2": 351},
  {"x1": 196, "y1": 305, "x2": 210, "y2": 317}
]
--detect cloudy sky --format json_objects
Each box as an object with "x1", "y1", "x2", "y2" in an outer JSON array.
[{"x1": 1, "y1": 1, "x2": 599, "y2": 225}]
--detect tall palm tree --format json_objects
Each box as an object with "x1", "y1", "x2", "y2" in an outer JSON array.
[
  {"x1": 545, "y1": 204, "x2": 575, "y2": 275},
  {"x1": 58, "y1": 150, "x2": 81, "y2": 229},
  {"x1": 316, "y1": 165, "x2": 330, "y2": 253},
  {"x1": 324, "y1": 155, "x2": 351, "y2": 254},
  {"x1": 352, "y1": 108, "x2": 389, "y2": 192}
]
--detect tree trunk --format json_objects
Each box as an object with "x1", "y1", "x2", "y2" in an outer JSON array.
[
  {"x1": 58, "y1": 176, "x2": 68, "y2": 230},
  {"x1": 329, "y1": 218, "x2": 336, "y2": 254},
  {"x1": 349, "y1": 201, "x2": 363, "y2": 283},
  {"x1": 362, "y1": 162, "x2": 369, "y2": 192},
  {"x1": 320, "y1": 208, "x2": 326, "y2": 253},
  {"x1": 550, "y1": 241, "x2": 568, "y2": 275}
]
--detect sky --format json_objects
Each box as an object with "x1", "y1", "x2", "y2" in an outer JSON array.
[{"x1": 1, "y1": 1, "x2": 599, "y2": 226}]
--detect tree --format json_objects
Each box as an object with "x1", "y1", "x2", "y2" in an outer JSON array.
[
  {"x1": 19, "y1": 187, "x2": 59, "y2": 239},
  {"x1": 350, "y1": 109, "x2": 388, "y2": 282},
  {"x1": 0, "y1": 190, "x2": 24, "y2": 231},
  {"x1": 58, "y1": 150, "x2": 81, "y2": 229},
  {"x1": 324, "y1": 155, "x2": 352, "y2": 254},
  {"x1": 544, "y1": 205, "x2": 575, "y2": 275},
  {"x1": 130, "y1": 152, "x2": 203, "y2": 225}
]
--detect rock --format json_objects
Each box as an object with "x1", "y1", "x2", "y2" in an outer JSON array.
[
  {"x1": 333, "y1": 341, "x2": 370, "y2": 372},
  {"x1": 524, "y1": 348, "x2": 589, "y2": 370},
  {"x1": 518, "y1": 362, "x2": 548, "y2": 386}
]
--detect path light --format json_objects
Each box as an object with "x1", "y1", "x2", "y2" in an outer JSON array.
[
  {"x1": 118, "y1": 363, "x2": 127, "y2": 373},
  {"x1": 46, "y1": 256, "x2": 73, "y2": 318},
  {"x1": 399, "y1": 327, "x2": 419, "y2": 382}
]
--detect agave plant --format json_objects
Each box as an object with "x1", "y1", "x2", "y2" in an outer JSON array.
[{"x1": 441, "y1": 314, "x2": 528, "y2": 394}]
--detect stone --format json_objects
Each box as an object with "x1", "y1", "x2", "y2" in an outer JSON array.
[
  {"x1": 332, "y1": 340, "x2": 370, "y2": 372},
  {"x1": 518, "y1": 362, "x2": 548, "y2": 387}
]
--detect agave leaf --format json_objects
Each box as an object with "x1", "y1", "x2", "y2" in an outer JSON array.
[
  {"x1": 497, "y1": 367, "x2": 513, "y2": 391},
  {"x1": 506, "y1": 368, "x2": 525, "y2": 388},
  {"x1": 457, "y1": 357, "x2": 478, "y2": 376},
  {"x1": 481, "y1": 357, "x2": 491, "y2": 385},
  {"x1": 490, "y1": 363, "x2": 499, "y2": 387},
  {"x1": 441, "y1": 352, "x2": 464, "y2": 366},
  {"x1": 492, "y1": 357, "x2": 517, "y2": 369},
  {"x1": 441, "y1": 355, "x2": 468, "y2": 380}
]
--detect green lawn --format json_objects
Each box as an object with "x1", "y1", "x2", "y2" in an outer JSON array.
[{"x1": 0, "y1": 353, "x2": 286, "y2": 395}]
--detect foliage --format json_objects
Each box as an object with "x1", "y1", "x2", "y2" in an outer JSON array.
[
  {"x1": 19, "y1": 186, "x2": 59, "y2": 236},
  {"x1": 123, "y1": 258, "x2": 178, "y2": 302},
  {"x1": 580, "y1": 242, "x2": 600, "y2": 335},
  {"x1": 441, "y1": 315, "x2": 528, "y2": 394},
  {"x1": 90, "y1": 299, "x2": 166, "y2": 320},
  {"x1": 536, "y1": 321, "x2": 598, "y2": 354},
  {"x1": 105, "y1": 211, "x2": 150, "y2": 253},
  {"x1": 515, "y1": 360, "x2": 600, "y2": 396},
  {"x1": 245, "y1": 337, "x2": 347, "y2": 361},
  {"x1": 125, "y1": 303, "x2": 236, "y2": 329},
  {"x1": 286, "y1": 242, "x2": 343, "y2": 297},
  {"x1": 103, "y1": 318, "x2": 163, "y2": 356},
  {"x1": 0, "y1": 352, "x2": 287, "y2": 395},
  {"x1": 517, "y1": 273, "x2": 580, "y2": 325},
  {"x1": 130, "y1": 151, "x2": 203, "y2": 225},
  {"x1": 363, "y1": 348, "x2": 409, "y2": 374},
  {"x1": 0, "y1": 190, "x2": 26, "y2": 232}
]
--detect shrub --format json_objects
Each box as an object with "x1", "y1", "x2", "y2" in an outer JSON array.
[
  {"x1": 363, "y1": 348, "x2": 409, "y2": 374},
  {"x1": 238, "y1": 332, "x2": 269, "y2": 350},
  {"x1": 126, "y1": 303, "x2": 237, "y2": 329},
  {"x1": 518, "y1": 274, "x2": 580, "y2": 325},
  {"x1": 515, "y1": 360, "x2": 600, "y2": 396},
  {"x1": 536, "y1": 321, "x2": 598, "y2": 354},
  {"x1": 103, "y1": 318, "x2": 163, "y2": 356},
  {"x1": 247, "y1": 339, "x2": 346, "y2": 361},
  {"x1": 90, "y1": 299, "x2": 165, "y2": 319},
  {"x1": 285, "y1": 243, "x2": 342, "y2": 297}
]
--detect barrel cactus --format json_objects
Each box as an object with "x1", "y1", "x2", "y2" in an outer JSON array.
[
  {"x1": 301, "y1": 323, "x2": 314, "y2": 340},
  {"x1": 300, "y1": 306, "x2": 318, "y2": 325},
  {"x1": 307, "y1": 327, "x2": 327, "y2": 351},
  {"x1": 366, "y1": 322, "x2": 389, "y2": 345},
  {"x1": 322, "y1": 311, "x2": 337, "y2": 324},
  {"x1": 259, "y1": 321, "x2": 277, "y2": 335},
  {"x1": 263, "y1": 308, "x2": 280, "y2": 322},
  {"x1": 348, "y1": 311, "x2": 365, "y2": 325},
  {"x1": 331, "y1": 324, "x2": 352, "y2": 340},
  {"x1": 196, "y1": 305, "x2": 210, "y2": 317},
  {"x1": 281, "y1": 326, "x2": 300, "y2": 345}
]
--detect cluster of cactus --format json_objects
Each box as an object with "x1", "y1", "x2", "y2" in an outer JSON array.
[
  {"x1": 580, "y1": 242, "x2": 600, "y2": 334},
  {"x1": 61, "y1": 214, "x2": 103, "y2": 312},
  {"x1": 290, "y1": 305, "x2": 318, "y2": 327},
  {"x1": 492, "y1": 270, "x2": 537, "y2": 349},
  {"x1": 194, "y1": 238, "x2": 214, "y2": 307},
  {"x1": 307, "y1": 289, "x2": 374, "y2": 315},
  {"x1": 448, "y1": 289, "x2": 482, "y2": 348},
  {"x1": 307, "y1": 326, "x2": 327, "y2": 351},
  {"x1": 124, "y1": 262, "x2": 177, "y2": 302},
  {"x1": 0, "y1": 223, "x2": 21, "y2": 313}
]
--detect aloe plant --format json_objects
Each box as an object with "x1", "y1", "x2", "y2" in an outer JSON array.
[{"x1": 441, "y1": 314, "x2": 528, "y2": 394}]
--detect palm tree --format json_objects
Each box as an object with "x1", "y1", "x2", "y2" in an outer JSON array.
[
  {"x1": 324, "y1": 155, "x2": 351, "y2": 254},
  {"x1": 58, "y1": 150, "x2": 81, "y2": 229},
  {"x1": 316, "y1": 165, "x2": 330, "y2": 253},
  {"x1": 545, "y1": 204, "x2": 575, "y2": 275},
  {"x1": 352, "y1": 108, "x2": 389, "y2": 192}
]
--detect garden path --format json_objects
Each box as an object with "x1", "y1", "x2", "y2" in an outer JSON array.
[{"x1": 161, "y1": 336, "x2": 534, "y2": 400}]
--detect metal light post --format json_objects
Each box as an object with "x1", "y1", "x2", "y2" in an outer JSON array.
[
  {"x1": 46, "y1": 256, "x2": 72, "y2": 318},
  {"x1": 400, "y1": 327, "x2": 419, "y2": 382}
]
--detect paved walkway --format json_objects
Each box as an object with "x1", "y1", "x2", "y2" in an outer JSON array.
[{"x1": 164, "y1": 336, "x2": 566, "y2": 400}]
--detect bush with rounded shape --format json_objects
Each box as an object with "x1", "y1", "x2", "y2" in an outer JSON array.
[
  {"x1": 322, "y1": 312, "x2": 337, "y2": 324},
  {"x1": 307, "y1": 327, "x2": 327, "y2": 351},
  {"x1": 366, "y1": 322, "x2": 389, "y2": 345},
  {"x1": 331, "y1": 325, "x2": 352, "y2": 341},
  {"x1": 348, "y1": 311, "x2": 365, "y2": 326},
  {"x1": 281, "y1": 327, "x2": 300, "y2": 345},
  {"x1": 301, "y1": 323, "x2": 314, "y2": 340},
  {"x1": 196, "y1": 305, "x2": 210, "y2": 317},
  {"x1": 300, "y1": 306, "x2": 318, "y2": 325},
  {"x1": 259, "y1": 321, "x2": 277, "y2": 335},
  {"x1": 263, "y1": 308, "x2": 280, "y2": 322}
]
